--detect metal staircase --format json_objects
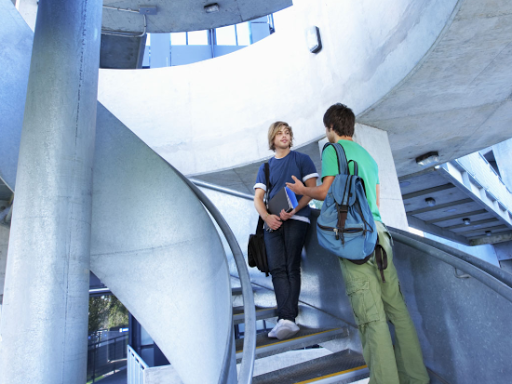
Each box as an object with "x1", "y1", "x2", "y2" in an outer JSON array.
[{"x1": 230, "y1": 280, "x2": 368, "y2": 384}]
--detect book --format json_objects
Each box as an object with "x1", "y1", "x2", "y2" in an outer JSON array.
[{"x1": 267, "y1": 187, "x2": 299, "y2": 215}]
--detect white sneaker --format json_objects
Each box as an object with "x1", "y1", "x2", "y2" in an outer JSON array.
[
  {"x1": 267, "y1": 319, "x2": 284, "y2": 338},
  {"x1": 275, "y1": 319, "x2": 300, "y2": 340}
]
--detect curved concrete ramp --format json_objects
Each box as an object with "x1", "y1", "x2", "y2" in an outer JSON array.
[
  {"x1": 0, "y1": 2, "x2": 233, "y2": 383},
  {"x1": 92, "y1": 104, "x2": 233, "y2": 384},
  {"x1": 97, "y1": 0, "x2": 459, "y2": 176}
]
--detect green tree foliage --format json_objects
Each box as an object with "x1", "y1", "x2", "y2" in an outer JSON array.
[
  {"x1": 88, "y1": 295, "x2": 129, "y2": 334},
  {"x1": 107, "y1": 296, "x2": 129, "y2": 330}
]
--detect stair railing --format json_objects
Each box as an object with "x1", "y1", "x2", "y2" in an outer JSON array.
[
  {"x1": 127, "y1": 345, "x2": 148, "y2": 384},
  {"x1": 389, "y1": 227, "x2": 512, "y2": 303}
]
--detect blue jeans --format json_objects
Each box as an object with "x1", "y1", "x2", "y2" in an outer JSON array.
[{"x1": 263, "y1": 219, "x2": 309, "y2": 321}]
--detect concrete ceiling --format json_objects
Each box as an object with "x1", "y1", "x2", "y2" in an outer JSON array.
[
  {"x1": 102, "y1": 0, "x2": 292, "y2": 34},
  {"x1": 100, "y1": 34, "x2": 146, "y2": 69},
  {"x1": 358, "y1": 0, "x2": 512, "y2": 177},
  {"x1": 398, "y1": 168, "x2": 512, "y2": 244}
]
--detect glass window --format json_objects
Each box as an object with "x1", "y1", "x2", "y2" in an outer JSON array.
[
  {"x1": 187, "y1": 30, "x2": 209, "y2": 45},
  {"x1": 170, "y1": 32, "x2": 187, "y2": 45},
  {"x1": 145, "y1": 34, "x2": 151, "y2": 46},
  {"x1": 236, "y1": 22, "x2": 251, "y2": 46},
  {"x1": 216, "y1": 25, "x2": 236, "y2": 45}
]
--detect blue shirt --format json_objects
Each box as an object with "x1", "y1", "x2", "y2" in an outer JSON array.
[{"x1": 254, "y1": 151, "x2": 318, "y2": 223}]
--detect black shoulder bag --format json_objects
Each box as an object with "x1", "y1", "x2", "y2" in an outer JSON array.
[{"x1": 248, "y1": 163, "x2": 271, "y2": 276}]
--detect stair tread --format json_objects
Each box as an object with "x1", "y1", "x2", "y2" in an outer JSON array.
[
  {"x1": 233, "y1": 306, "x2": 278, "y2": 324},
  {"x1": 236, "y1": 327, "x2": 347, "y2": 360},
  {"x1": 252, "y1": 349, "x2": 367, "y2": 384}
]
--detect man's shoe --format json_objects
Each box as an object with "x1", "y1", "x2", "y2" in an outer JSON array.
[
  {"x1": 276, "y1": 319, "x2": 300, "y2": 340},
  {"x1": 267, "y1": 319, "x2": 284, "y2": 338}
]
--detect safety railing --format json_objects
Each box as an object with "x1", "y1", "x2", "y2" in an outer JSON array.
[
  {"x1": 389, "y1": 227, "x2": 512, "y2": 302},
  {"x1": 456, "y1": 152, "x2": 512, "y2": 212},
  {"x1": 87, "y1": 334, "x2": 128, "y2": 383},
  {"x1": 127, "y1": 345, "x2": 148, "y2": 384}
]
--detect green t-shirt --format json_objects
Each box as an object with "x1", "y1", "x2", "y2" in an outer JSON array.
[{"x1": 321, "y1": 140, "x2": 382, "y2": 222}]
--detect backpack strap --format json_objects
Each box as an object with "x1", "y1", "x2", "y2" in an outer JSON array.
[
  {"x1": 322, "y1": 142, "x2": 348, "y2": 175},
  {"x1": 264, "y1": 162, "x2": 270, "y2": 204},
  {"x1": 322, "y1": 142, "x2": 360, "y2": 176},
  {"x1": 256, "y1": 162, "x2": 270, "y2": 236}
]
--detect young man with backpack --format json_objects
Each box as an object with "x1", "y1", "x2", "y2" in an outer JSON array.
[
  {"x1": 254, "y1": 121, "x2": 318, "y2": 340},
  {"x1": 286, "y1": 104, "x2": 429, "y2": 383}
]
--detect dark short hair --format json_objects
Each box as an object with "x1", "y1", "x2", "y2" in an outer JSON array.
[{"x1": 323, "y1": 103, "x2": 355, "y2": 137}]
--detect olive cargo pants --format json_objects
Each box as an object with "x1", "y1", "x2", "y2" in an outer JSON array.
[{"x1": 339, "y1": 221, "x2": 430, "y2": 384}]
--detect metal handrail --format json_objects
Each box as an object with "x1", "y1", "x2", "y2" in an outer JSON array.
[
  {"x1": 190, "y1": 178, "x2": 254, "y2": 201},
  {"x1": 170, "y1": 174, "x2": 256, "y2": 384},
  {"x1": 390, "y1": 227, "x2": 512, "y2": 289},
  {"x1": 389, "y1": 228, "x2": 512, "y2": 303}
]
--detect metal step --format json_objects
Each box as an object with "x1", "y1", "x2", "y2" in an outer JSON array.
[
  {"x1": 232, "y1": 306, "x2": 278, "y2": 325},
  {"x1": 235, "y1": 327, "x2": 348, "y2": 361},
  {"x1": 232, "y1": 286, "x2": 243, "y2": 295},
  {"x1": 252, "y1": 349, "x2": 368, "y2": 384}
]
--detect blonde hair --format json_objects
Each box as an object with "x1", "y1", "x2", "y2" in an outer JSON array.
[{"x1": 268, "y1": 121, "x2": 294, "y2": 151}]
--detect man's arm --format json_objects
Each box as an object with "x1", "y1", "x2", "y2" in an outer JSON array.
[
  {"x1": 254, "y1": 188, "x2": 282, "y2": 230},
  {"x1": 286, "y1": 176, "x2": 335, "y2": 202},
  {"x1": 279, "y1": 177, "x2": 317, "y2": 220},
  {"x1": 376, "y1": 184, "x2": 380, "y2": 209}
]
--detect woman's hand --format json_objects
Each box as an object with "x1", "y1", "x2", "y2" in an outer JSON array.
[{"x1": 265, "y1": 214, "x2": 282, "y2": 230}]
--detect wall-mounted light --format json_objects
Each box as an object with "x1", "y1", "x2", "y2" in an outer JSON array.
[
  {"x1": 204, "y1": 3, "x2": 220, "y2": 13},
  {"x1": 306, "y1": 26, "x2": 322, "y2": 53},
  {"x1": 462, "y1": 218, "x2": 471, "y2": 225},
  {"x1": 425, "y1": 197, "x2": 436, "y2": 207},
  {"x1": 416, "y1": 151, "x2": 439, "y2": 167}
]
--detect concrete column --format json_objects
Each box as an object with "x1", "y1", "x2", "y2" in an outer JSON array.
[
  {"x1": 0, "y1": 0, "x2": 102, "y2": 383},
  {"x1": 150, "y1": 33, "x2": 170, "y2": 68},
  {"x1": 352, "y1": 123, "x2": 409, "y2": 230}
]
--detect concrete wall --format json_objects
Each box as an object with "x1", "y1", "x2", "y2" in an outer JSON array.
[
  {"x1": 493, "y1": 138, "x2": 512, "y2": 193},
  {"x1": 13, "y1": 0, "x2": 36, "y2": 31},
  {"x1": 0, "y1": 225, "x2": 9, "y2": 303},
  {"x1": 494, "y1": 241, "x2": 512, "y2": 261},
  {"x1": 97, "y1": 0, "x2": 457, "y2": 176}
]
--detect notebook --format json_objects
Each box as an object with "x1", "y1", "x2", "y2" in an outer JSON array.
[{"x1": 267, "y1": 187, "x2": 299, "y2": 215}]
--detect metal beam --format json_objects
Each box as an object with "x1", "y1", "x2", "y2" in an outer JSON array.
[
  {"x1": 406, "y1": 198, "x2": 474, "y2": 216},
  {"x1": 462, "y1": 225, "x2": 508, "y2": 237},
  {"x1": 444, "y1": 218, "x2": 499, "y2": 231},
  {"x1": 470, "y1": 232, "x2": 512, "y2": 246},
  {"x1": 402, "y1": 183, "x2": 455, "y2": 200},
  {"x1": 425, "y1": 209, "x2": 488, "y2": 224},
  {"x1": 435, "y1": 165, "x2": 512, "y2": 230},
  {"x1": 398, "y1": 167, "x2": 437, "y2": 182}
]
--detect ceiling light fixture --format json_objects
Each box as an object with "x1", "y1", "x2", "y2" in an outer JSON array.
[
  {"x1": 416, "y1": 151, "x2": 439, "y2": 167},
  {"x1": 485, "y1": 230, "x2": 492, "y2": 237},
  {"x1": 463, "y1": 218, "x2": 471, "y2": 225},
  {"x1": 425, "y1": 197, "x2": 436, "y2": 207},
  {"x1": 204, "y1": 3, "x2": 220, "y2": 13}
]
